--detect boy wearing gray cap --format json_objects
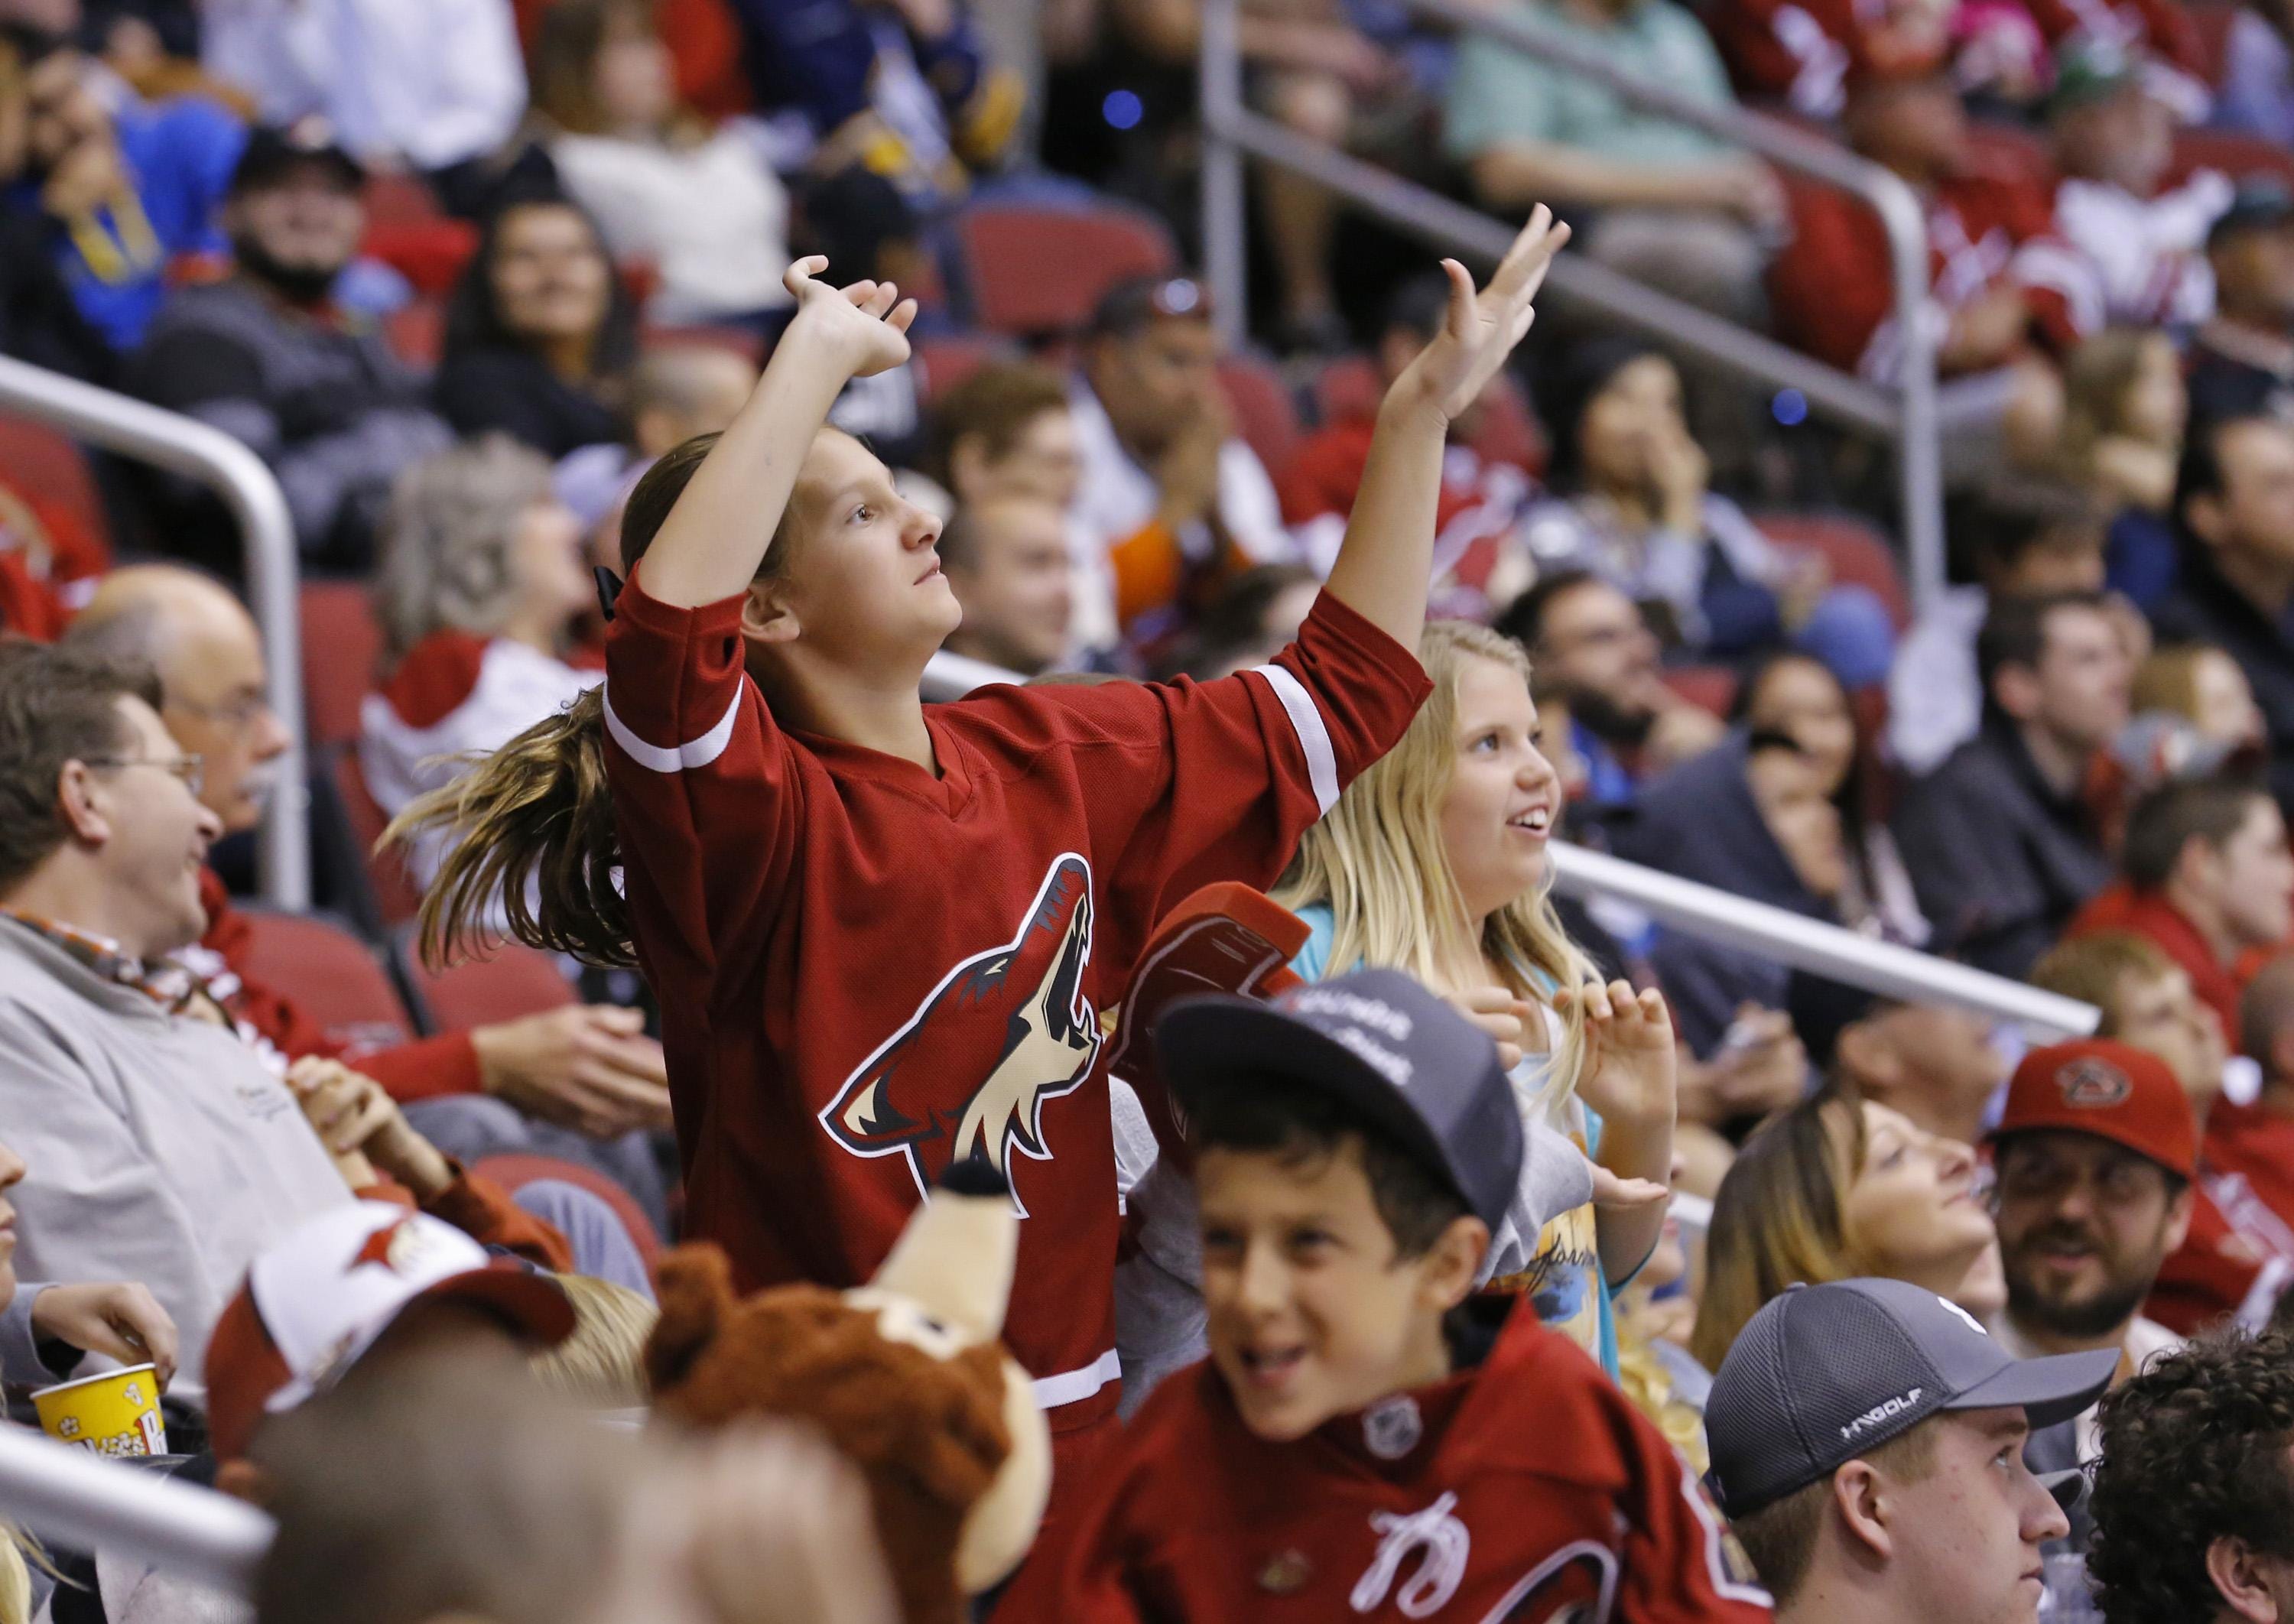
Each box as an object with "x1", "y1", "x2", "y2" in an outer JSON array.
[
  {"x1": 1705, "y1": 1277, "x2": 2120, "y2": 1624},
  {"x1": 999, "y1": 967, "x2": 1770, "y2": 1622}
]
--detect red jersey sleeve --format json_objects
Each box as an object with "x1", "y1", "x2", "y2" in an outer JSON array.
[
  {"x1": 599, "y1": 568, "x2": 803, "y2": 972},
  {"x1": 1614, "y1": 1408, "x2": 1776, "y2": 1622}
]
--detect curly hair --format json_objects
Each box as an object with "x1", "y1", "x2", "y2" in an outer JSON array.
[{"x1": 2088, "y1": 1327, "x2": 2294, "y2": 1624}]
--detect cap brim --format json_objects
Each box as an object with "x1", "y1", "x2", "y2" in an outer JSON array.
[
  {"x1": 1945, "y1": 1346, "x2": 2119, "y2": 1431},
  {"x1": 2039, "y1": 1467, "x2": 2089, "y2": 1516}
]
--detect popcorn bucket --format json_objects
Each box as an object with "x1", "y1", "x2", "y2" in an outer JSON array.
[{"x1": 31, "y1": 1364, "x2": 168, "y2": 1458}]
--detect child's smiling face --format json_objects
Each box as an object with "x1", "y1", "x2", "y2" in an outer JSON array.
[{"x1": 1196, "y1": 1135, "x2": 1480, "y2": 1442}]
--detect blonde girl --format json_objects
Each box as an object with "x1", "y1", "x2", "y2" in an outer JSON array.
[
  {"x1": 1276, "y1": 620, "x2": 1676, "y2": 1376},
  {"x1": 389, "y1": 216, "x2": 1571, "y2": 1476}
]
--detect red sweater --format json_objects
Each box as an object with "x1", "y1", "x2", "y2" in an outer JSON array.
[
  {"x1": 2066, "y1": 884, "x2": 2243, "y2": 1053},
  {"x1": 602, "y1": 572, "x2": 1427, "y2": 1440},
  {"x1": 995, "y1": 1300, "x2": 1773, "y2": 1622}
]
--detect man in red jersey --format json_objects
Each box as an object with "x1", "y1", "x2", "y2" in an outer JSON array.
[{"x1": 997, "y1": 969, "x2": 1768, "y2": 1622}]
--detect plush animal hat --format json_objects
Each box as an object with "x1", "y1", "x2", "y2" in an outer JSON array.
[{"x1": 645, "y1": 1162, "x2": 1051, "y2": 1624}]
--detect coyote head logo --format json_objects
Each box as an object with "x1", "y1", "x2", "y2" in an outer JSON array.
[{"x1": 819, "y1": 854, "x2": 1100, "y2": 1213}]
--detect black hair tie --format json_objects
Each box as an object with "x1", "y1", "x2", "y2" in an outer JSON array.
[{"x1": 593, "y1": 565, "x2": 625, "y2": 623}]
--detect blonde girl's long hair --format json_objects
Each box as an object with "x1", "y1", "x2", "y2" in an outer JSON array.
[{"x1": 1275, "y1": 621, "x2": 1596, "y2": 1119}]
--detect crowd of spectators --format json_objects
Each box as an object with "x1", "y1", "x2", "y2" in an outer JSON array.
[{"x1": 3, "y1": 0, "x2": 2294, "y2": 1617}]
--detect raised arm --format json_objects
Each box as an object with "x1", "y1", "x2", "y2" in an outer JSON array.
[
  {"x1": 638, "y1": 258, "x2": 920, "y2": 609},
  {"x1": 1319, "y1": 206, "x2": 1568, "y2": 648}
]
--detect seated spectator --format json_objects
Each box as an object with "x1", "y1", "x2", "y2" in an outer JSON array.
[
  {"x1": 1888, "y1": 477, "x2": 2110, "y2": 774},
  {"x1": 1704, "y1": 1277, "x2": 2110, "y2": 1624},
  {"x1": 2029, "y1": 932, "x2": 2294, "y2": 1336},
  {"x1": 628, "y1": 341, "x2": 757, "y2": 461},
  {"x1": 65, "y1": 567, "x2": 674, "y2": 1213},
  {"x1": 938, "y1": 496, "x2": 1073, "y2": 677},
  {"x1": 362, "y1": 437, "x2": 603, "y2": 890},
  {"x1": 2087, "y1": 1327, "x2": 2294, "y2": 1624},
  {"x1": 2216, "y1": 0, "x2": 2294, "y2": 148},
  {"x1": 1705, "y1": 0, "x2": 1950, "y2": 117},
  {"x1": 1151, "y1": 561, "x2": 1320, "y2": 680},
  {"x1": 2186, "y1": 182, "x2": 2294, "y2": 427},
  {"x1": 2047, "y1": 43, "x2": 2230, "y2": 331},
  {"x1": 2132, "y1": 644, "x2": 2269, "y2": 761},
  {"x1": 2155, "y1": 414, "x2": 2294, "y2": 808},
  {"x1": 199, "y1": 0, "x2": 528, "y2": 219},
  {"x1": 924, "y1": 362, "x2": 1096, "y2": 653},
  {"x1": 0, "y1": 1131, "x2": 178, "y2": 1388},
  {"x1": 1496, "y1": 568, "x2": 1724, "y2": 817},
  {"x1": 0, "y1": 643, "x2": 571, "y2": 1403},
  {"x1": 1691, "y1": 1086, "x2": 2003, "y2": 1371},
  {"x1": 1443, "y1": 0, "x2": 1783, "y2": 325},
  {"x1": 1988, "y1": 1038, "x2": 2198, "y2": 1552},
  {"x1": 1769, "y1": 57, "x2": 2091, "y2": 401},
  {"x1": 1893, "y1": 591, "x2": 2130, "y2": 977},
  {"x1": 1619, "y1": 651, "x2": 1926, "y2": 1057},
  {"x1": 1832, "y1": 998, "x2": 2010, "y2": 1146},
  {"x1": 1069, "y1": 274, "x2": 1294, "y2": 655},
  {"x1": 2068, "y1": 775, "x2": 2294, "y2": 1043},
  {"x1": 1000, "y1": 970, "x2": 1763, "y2": 1623},
  {"x1": 2221, "y1": 953, "x2": 2294, "y2": 1285},
  {"x1": 3, "y1": 28, "x2": 244, "y2": 352},
  {"x1": 2024, "y1": 0, "x2": 2214, "y2": 120},
  {"x1": 529, "y1": 0, "x2": 791, "y2": 329},
  {"x1": 1280, "y1": 274, "x2": 1539, "y2": 623},
  {"x1": 2056, "y1": 330, "x2": 2188, "y2": 611},
  {"x1": 434, "y1": 191, "x2": 638, "y2": 458},
  {"x1": 127, "y1": 125, "x2": 453, "y2": 576},
  {"x1": 1523, "y1": 339, "x2": 1897, "y2": 687}
]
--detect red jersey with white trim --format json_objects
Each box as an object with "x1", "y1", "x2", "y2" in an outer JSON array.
[
  {"x1": 995, "y1": 1298, "x2": 1773, "y2": 1622},
  {"x1": 599, "y1": 573, "x2": 1428, "y2": 1433}
]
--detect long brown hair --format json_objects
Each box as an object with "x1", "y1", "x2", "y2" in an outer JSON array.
[{"x1": 385, "y1": 431, "x2": 794, "y2": 966}]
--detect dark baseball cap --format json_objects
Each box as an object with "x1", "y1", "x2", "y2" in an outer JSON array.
[
  {"x1": 2045, "y1": 38, "x2": 2141, "y2": 119},
  {"x1": 1705, "y1": 1278, "x2": 2117, "y2": 1518},
  {"x1": 2209, "y1": 179, "x2": 2294, "y2": 252},
  {"x1": 232, "y1": 122, "x2": 364, "y2": 197},
  {"x1": 1152, "y1": 967, "x2": 1524, "y2": 1233},
  {"x1": 1087, "y1": 274, "x2": 1214, "y2": 339}
]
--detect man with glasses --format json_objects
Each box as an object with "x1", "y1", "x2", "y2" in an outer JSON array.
[
  {"x1": 0, "y1": 641, "x2": 569, "y2": 1415},
  {"x1": 1987, "y1": 1038, "x2": 2196, "y2": 1551}
]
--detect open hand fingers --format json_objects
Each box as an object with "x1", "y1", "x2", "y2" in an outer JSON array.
[
  {"x1": 781, "y1": 255, "x2": 830, "y2": 300},
  {"x1": 886, "y1": 296, "x2": 918, "y2": 333},
  {"x1": 1490, "y1": 204, "x2": 1567, "y2": 304},
  {"x1": 1438, "y1": 256, "x2": 1477, "y2": 341}
]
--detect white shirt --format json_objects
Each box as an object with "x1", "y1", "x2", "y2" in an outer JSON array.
[
  {"x1": 1991, "y1": 1311, "x2": 2184, "y2": 1465},
  {"x1": 203, "y1": 0, "x2": 527, "y2": 172},
  {"x1": 550, "y1": 130, "x2": 792, "y2": 324},
  {"x1": 1887, "y1": 583, "x2": 1988, "y2": 775},
  {"x1": 2055, "y1": 170, "x2": 2234, "y2": 330}
]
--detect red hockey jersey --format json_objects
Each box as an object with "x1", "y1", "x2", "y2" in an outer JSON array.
[
  {"x1": 599, "y1": 572, "x2": 1428, "y2": 1435},
  {"x1": 995, "y1": 1298, "x2": 1772, "y2": 1622}
]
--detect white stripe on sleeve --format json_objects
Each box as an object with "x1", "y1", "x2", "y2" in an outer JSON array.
[
  {"x1": 1032, "y1": 1346, "x2": 1123, "y2": 1410},
  {"x1": 1249, "y1": 662, "x2": 1340, "y2": 816},
  {"x1": 601, "y1": 679, "x2": 742, "y2": 773}
]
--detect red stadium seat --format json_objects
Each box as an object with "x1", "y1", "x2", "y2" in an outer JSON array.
[
  {"x1": 914, "y1": 331, "x2": 1018, "y2": 405},
  {"x1": 1754, "y1": 510, "x2": 1912, "y2": 630},
  {"x1": 0, "y1": 414, "x2": 110, "y2": 564},
  {"x1": 1313, "y1": 355, "x2": 1545, "y2": 476},
  {"x1": 330, "y1": 745, "x2": 423, "y2": 929},
  {"x1": 953, "y1": 200, "x2": 1178, "y2": 338},
  {"x1": 471, "y1": 1152, "x2": 664, "y2": 1266},
  {"x1": 229, "y1": 906, "x2": 416, "y2": 1052},
  {"x1": 1662, "y1": 664, "x2": 1740, "y2": 716},
  {"x1": 361, "y1": 171, "x2": 445, "y2": 227},
  {"x1": 1217, "y1": 355, "x2": 1302, "y2": 478},
  {"x1": 402, "y1": 937, "x2": 579, "y2": 1035},
  {"x1": 1964, "y1": 119, "x2": 2052, "y2": 187},
  {"x1": 381, "y1": 300, "x2": 445, "y2": 369},
  {"x1": 300, "y1": 580, "x2": 384, "y2": 749},
  {"x1": 2169, "y1": 128, "x2": 2294, "y2": 192}
]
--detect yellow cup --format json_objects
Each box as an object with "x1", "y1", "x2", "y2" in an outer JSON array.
[{"x1": 31, "y1": 1365, "x2": 168, "y2": 1458}]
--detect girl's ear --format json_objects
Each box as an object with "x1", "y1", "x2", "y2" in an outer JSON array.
[{"x1": 741, "y1": 579, "x2": 799, "y2": 645}]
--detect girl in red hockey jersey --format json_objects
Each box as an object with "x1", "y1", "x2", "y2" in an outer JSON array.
[{"x1": 391, "y1": 211, "x2": 1568, "y2": 1477}]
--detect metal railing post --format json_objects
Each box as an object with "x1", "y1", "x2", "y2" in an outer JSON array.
[
  {"x1": 0, "y1": 357, "x2": 309, "y2": 910},
  {"x1": 0, "y1": 1427, "x2": 273, "y2": 1595},
  {"x1": 1198, "y1": 0, "x2": 1249, "y2": 350}
]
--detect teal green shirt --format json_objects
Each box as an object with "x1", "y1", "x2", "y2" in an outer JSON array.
[{"x1": 1443, "y1": 0, "x2": 1739, "y2": 167}]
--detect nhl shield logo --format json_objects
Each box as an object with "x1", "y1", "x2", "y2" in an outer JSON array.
[
  {"x1": 2056, "y1": 1057, "x2": 2133, "y2": 1108},
  {"x1": 1363, "y1": 1395, "x2": 1423, "y2": 1461}
]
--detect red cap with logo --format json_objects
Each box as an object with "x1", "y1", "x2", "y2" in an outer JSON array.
[{"x1": 1991, "y1": 1039, "x2": 2198, "y2": 1181}]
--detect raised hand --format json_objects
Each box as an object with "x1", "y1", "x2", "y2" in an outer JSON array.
[
  {"x1": 781, "y1": 255, "x2": 919, "y2": 382},
  {"x1": 1392, "y1": 205, "x2": 1570, "y2": 424},
  {"x1": 1556, "y1": 978, "x2": 1678, "y2": 1132}
]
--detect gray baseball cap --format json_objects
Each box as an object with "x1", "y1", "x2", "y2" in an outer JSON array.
[
  {"x1": 1705, "y1": 1278, "x2": 2117, "y2": 1518},
  {"x1": 1153, "y1": 968, "x2": 1525, "y2": 1233}
]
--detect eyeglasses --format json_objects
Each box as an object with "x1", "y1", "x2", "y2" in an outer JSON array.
[
  {"x1": 83, "y1": 754, "x2": 206, "y2": 797},
  {"x1": 170, "y1": 693, "x2": 275, "y2": 734}
]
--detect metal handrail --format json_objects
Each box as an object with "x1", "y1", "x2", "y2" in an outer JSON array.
[
  {"x1": 1195, "y1": 0, "x2": 1948, "y2": 614},
  {"x1": 0, "y1": 356, "x2": 309, "y2": 910},
  {"x1": 920, "y1": 651, "x2": 2100, "y2": 1038},
  {"x1": 0, "y1": 1427, "x2": 271, "y2": 1595}
]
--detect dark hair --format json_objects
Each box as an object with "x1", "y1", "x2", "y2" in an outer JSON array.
[
  {"x1": 1153, "y1": 564, "x2": 1321, "y2": 681},
  {"x1": 0, "y1": 641, "x2": 162, "y2": 895},
  {"x1": 1975, "y1": 589, "x2": 2108, "y2": 701},
  {"x1": 1184, "y1": 1071, "x2": 1469, "y2": 1259},
  {"x1": 444, "y1": 191, "x2": 640, "y2": 385},
  {"x1": 1733, "y1": 649, "x2": 1883, "y2": 902},
  {"x1": 2175, "y1": 412, "x2": 2286, "y2": 531},
  {"x1": 1539, "y1": 336, "x2": 1664, "y2": 491},
  {"x1": 1381, "y1": 273, "x2": 1452, "y2": 345},
  {"x1": 924, "y1": 361, "x2": 1068, "y2": 491},
  {"x1": 2088, "y1": 1327, "x2": 2294, "y2": 1624},
  {"x1": 1494, "y1": 567, "x2": 1609, "y2": 651},
  {"x1": 2121, "y1": 772, "x2": 2273, "y2": 892},
  {"x1": 392, "y1": 430, "x2": 803, "y2": 967},
  {"x1": 531, "y1": 0, "x2": 687, "y2": 138},
  {"x1": 1948, "y1": 478, "x2": 2106, "y2": 584}
]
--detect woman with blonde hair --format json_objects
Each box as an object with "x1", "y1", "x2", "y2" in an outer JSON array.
[
  {"x1": 1688, "y1": 1084, "x2": 2003, "y2": 1373},
  {"x1": 1275, "y1": 619, "x2": 1678, "y2": 1376}
]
